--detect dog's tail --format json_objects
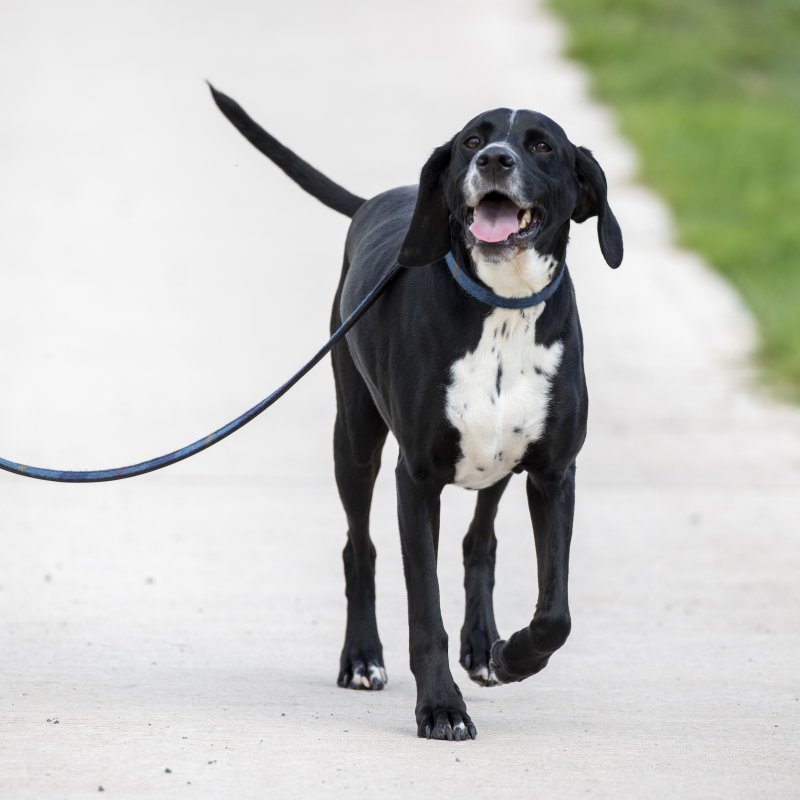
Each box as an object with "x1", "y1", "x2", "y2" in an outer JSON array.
[{"x1": 207, "y1": 83, "x2": 366, "y2": 218}]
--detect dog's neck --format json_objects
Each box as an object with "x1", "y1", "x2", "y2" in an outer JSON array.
[{"x1": 466, "y1": 245, "x2": 560, "y2": 299}]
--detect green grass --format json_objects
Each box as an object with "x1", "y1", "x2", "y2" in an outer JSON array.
[{"x1": 549, "y1": 0, "x2": 800, "y2": 396}]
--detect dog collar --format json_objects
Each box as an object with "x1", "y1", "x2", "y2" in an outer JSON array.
[{"x1": 444, "y1": 251, "x2": 565, "y2": 309}]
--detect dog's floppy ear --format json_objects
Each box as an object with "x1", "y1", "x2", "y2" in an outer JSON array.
[
  {"x1": 398, "y1": 138, "x2": 454, "y2": 268},
  {"x1": 571, "y1": 146, "x2": 623, "y2": 268}
]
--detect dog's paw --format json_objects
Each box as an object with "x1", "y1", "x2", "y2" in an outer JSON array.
[
  {"x1": 460, "y1": 637, "x2": 504, "y2": 687},
  {"x1": 416, "y1": 707, "x2": 477, "y2": 741},
  {"x1": 337, "y1": 658, "x2": 387, "y2": 691},
  {"x1": 489, "y1": 638, "x2": 551, "y2": 684}
]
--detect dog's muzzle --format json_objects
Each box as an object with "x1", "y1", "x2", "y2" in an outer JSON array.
[
  {"x1": 466, "y1": 193, "x2": 542, "y2": 246},
  {"x1": 464, "y1": 146, "x2": 541, "y2": 247}
]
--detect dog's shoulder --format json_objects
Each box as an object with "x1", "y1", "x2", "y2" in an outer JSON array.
[{"x1": 346, "y1": 186, "x2": 418, "y2": 252}]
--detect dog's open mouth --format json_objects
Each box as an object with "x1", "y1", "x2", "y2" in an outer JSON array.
[{"x1": 467, "y1": 192, "x2": 542, "y2": 246}]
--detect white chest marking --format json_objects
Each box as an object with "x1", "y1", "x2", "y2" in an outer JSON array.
[{"x1": 445, "y1": 305, "x2": 563, "y2": 490}]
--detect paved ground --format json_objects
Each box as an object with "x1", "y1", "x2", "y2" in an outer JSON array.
[{"x1": 1, "y1": 0, "x2": 798, "y2": 797}]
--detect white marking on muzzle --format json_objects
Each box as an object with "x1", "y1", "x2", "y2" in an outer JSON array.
[{"x1": 464, "y1": 142, "x2": 525, "y2": 208}]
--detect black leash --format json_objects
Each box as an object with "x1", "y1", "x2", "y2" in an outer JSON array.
[{"x1": 0, "y1": 265, "x2": 401, "y2": 483}]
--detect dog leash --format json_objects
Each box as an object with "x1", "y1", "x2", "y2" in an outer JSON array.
[
  {"x1": 0, "y1": 265, "x2": 402, "y2": 483},
  {"x1": 0, "y1": 252, "x2": 563, "y2": 484}
]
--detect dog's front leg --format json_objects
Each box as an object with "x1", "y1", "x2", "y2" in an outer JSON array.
[
  {"x1": 395, "y1": 456, "x2": 476, "y2": 741},
  {"x1": 491, "y1": 464, "x2": 575, "y2": 683}
]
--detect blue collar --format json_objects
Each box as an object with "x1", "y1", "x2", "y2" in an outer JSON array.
[{"x1": 444, "y1": 251, "x2": 565, "y2": 309}]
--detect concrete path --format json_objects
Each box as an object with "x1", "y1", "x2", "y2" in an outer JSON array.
[{"x1": 1, "y1": 0, "x2": 798, "y2": 797}]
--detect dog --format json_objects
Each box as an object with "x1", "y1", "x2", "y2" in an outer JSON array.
[{"x1": 209, "y1": 85, "x2": 623, "y2": 741}]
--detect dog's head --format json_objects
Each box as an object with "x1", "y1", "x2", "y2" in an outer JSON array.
[{"x1": 398, "y1": 108, "x2": 622, "y2": 271}]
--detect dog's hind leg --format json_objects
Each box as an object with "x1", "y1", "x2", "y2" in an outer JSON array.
[
  {"x1": 459, "y1": 475, "x2": 511, "y2": 687},
  {"x1": 332, "y1": 335, "x2": 389, "y2": 691},
  {"x1": 490, "y1": 465, "x2": 575, "y2": 683}
]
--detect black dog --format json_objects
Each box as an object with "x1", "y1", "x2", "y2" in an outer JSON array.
[{"x1": 210, "y1": 86, "x2": 623, "y2": 741}]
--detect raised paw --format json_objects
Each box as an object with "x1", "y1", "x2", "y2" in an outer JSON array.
[
  {"x1": 417, "y1": 708, "x2": 477, "y2": 741},
  {"x1": 337, "y1": 658, "x2": 387, "y2": 691},
  {"x1": 490, "y1": 638, "x2": 551, "y2": 684}
]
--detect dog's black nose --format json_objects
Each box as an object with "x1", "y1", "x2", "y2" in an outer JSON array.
[{"x1": 476, "y1": 145, "x2": 516, "y2": 172}]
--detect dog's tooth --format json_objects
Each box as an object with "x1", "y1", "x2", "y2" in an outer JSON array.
[{"x1": 519, "y1": 209, "x2": 532, "y2": 230}]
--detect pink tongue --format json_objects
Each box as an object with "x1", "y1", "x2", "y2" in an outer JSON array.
[{"x1": 469, "y1": 199, "x2": 520, "y2": 243}]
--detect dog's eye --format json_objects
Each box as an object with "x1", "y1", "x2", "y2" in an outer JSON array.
[
  {"x1": 464, "y1": 136, "x2": 481, "y2": 150},
  {"x1": 531, "y1": 141, "x2": 552, "y2": 153}
]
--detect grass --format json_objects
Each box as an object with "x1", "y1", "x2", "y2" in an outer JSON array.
[{"x1": 549, "y1": 0, "x2": 800, "y2": 397}]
